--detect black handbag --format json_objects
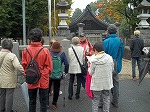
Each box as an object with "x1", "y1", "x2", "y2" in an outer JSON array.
[{"x1": 72, "y1": 46, "x2": 87, "y2": 75}]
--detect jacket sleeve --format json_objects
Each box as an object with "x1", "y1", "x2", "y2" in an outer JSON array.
[
  {"x1": 22, "y1": 48, "x2": 27, "y2": 72},
  {"x1": 88, "y1": 42, "x2": 93, "y2": 56},
  {"x1": 42, "y1": 49, "x2": 53, "y2": 75},
  {"x1": 130, "y1": 39, "x2": 133, "y2": 51},
  {"x1": 103, "y1": 40, "x2": 109, "y2": 54},
  {"x1": 88, "y1": 62, "x2": 96, "y2": 76},
  {"x1": 61, "y1": 52, "x2": 69, "y2": 73},
  {"x1": 12, "y1": 54, "x2": 24, "y2": 74}
]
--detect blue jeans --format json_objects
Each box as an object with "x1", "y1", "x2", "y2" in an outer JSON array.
[
  {"x1": 131, "y1": 57, "x2": 142, "y2": 78},
  {"x1": 28, "y1": 88, "x2": 48, "y2": 112}
]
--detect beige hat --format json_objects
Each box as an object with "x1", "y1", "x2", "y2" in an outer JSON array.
[{"x1": 134, "y1": 30, "x2": 140, "y2": 36}]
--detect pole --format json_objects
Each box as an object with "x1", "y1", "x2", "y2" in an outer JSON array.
[
  {"x1": 54, "y1": 0, "x2": 56, "y2": 31},
  {"x1": 22, "y1": 0, "x2": 26, "y2": 45},
  {"x1": 48, "y1": 0, "x2": 51, "y2": 41}
]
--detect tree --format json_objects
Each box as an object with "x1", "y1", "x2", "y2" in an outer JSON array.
[
  {"x1": 0, "y1": 0, "x2": 73, "y2": 40},
  {"x1": 70, "y1": 8, "x2": 82, "y2": 21}
]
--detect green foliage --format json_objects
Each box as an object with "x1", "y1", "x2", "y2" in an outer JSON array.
[
  {"x1": 0, "y1": 0, "x2": 72, "y2": 40},
  {"x1": 70, "y1": 8, "x2": 82, "y2": 21}
]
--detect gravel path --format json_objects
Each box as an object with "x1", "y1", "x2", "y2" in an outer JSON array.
[{"x1": 119, "y1": 59, "x2": 150, "y2": 80}]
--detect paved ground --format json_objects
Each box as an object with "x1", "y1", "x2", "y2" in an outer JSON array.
[{"x1": 13, "y1": 59, "x2": 150, "y2": 112}]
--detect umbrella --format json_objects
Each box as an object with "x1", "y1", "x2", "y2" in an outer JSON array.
[
  {"x1": 138, "y1": 58, "x2": 150, "y2": 85},
  {"x1": 21, "y1": 82, "x2": 29, "y2": 111}
]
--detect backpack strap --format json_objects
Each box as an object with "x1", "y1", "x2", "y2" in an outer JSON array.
[
  {"x1": 26, "y1": 47, "x2": 44, "y2": 60},
  {"x1": 50, "y1": 51, "x2": 62, "y2": 57}
]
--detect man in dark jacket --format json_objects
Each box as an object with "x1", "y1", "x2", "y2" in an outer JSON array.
[{"x1": 130, "y1": 30, "x2": 144, "y2": 80}]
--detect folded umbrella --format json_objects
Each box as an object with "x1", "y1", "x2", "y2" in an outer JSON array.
[{"x1": 139, "y1": 58, "x2": 150, "y2": 85}]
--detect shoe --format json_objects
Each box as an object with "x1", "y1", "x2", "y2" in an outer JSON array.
[
  {"x1": 111, "y1": 102, "x2": 118, "y2": 108},
  {"x1": 10, "y1": 110, "x2": 17, "y2": 112},
  {"x1": 132, "y1": 76, "x2": 137, "y2": 81},
  {"x1": 59, "y1": 91, "x2": 63, "y2": 95},
  {"x1": 76, "y1": 96, "x2": 80, "y2": 99},
  {"x1": 98, "y1": 105, "x2": 103, "y2": 108},
  {"x1": 51, "y1": 104, "x2": 57, "y2": 110},
  {"x1": 68, "y1": 97, "x2": 72, "y2": 100},
  {"x1": 74, "y1": 83, "x2": 77, "y2": 86},
  {"x1": 47, "y1": 105, "x2": 50, "y2": 109}
]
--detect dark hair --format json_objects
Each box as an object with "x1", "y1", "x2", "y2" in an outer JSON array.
[
  {"x1": 107, "y1": 24, "x2": 117, "y2": 34},
  {"x1": 28, "y1": 28, "x2": 43, "y2": 42},
  {"x1": 2, "y1": 39, "x2": 13, "y2": 51},
  {"x1": 93, "y1": 43, "x2": 104, "y2": 52},
  {"x1": 41, "y1": 38, "x2": 44, "y2": 45}
]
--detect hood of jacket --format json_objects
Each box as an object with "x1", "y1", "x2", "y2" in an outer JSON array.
[{"x1": 90, "y1": 53, "x2": 112, "y2": 65}]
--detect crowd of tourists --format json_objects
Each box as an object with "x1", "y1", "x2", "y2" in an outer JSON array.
[{"x1": 0, "y1": 24, "x2": 149, "y2": 112}]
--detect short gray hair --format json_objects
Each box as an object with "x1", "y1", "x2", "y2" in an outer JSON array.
[
  {"x1": 2, "y1": 39, "x2": 13, "y2": 51},
  {"x1": 72, "y1": 37, "x2": 80, "y2": 45}
]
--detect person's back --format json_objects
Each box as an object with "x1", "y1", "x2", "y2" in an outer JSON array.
[
  {"x1": 88, "y1": 43, "x2": 113, "y2": 112},
  {"x1": 68, "y1": 37, "x2": 84, "y2": 100},
  {"x1": 48, "y1": 41, "x2": 69, "y2": 109},
  {"x1": 130, "y1": 32, "x2": 144, "y2": 58},
  {"x1": 22, "y1": 28, "x2": 53, "y2": 112},
  {"x1": 130, "y1": 30, "x2": 144, "y2": 80},
  {"x1": 103, "y1": 24, "x2": 124, "y2": 108},
  {"x1": 0, "y1": 39, "x2": 24, "y2": 112}
]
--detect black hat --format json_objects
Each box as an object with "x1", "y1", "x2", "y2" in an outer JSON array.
[
  {"x1": 80, "y1": 33, "x2": 86, "y2": 37},
  {"x1": 107, "y1": 24, "x2": 117, "y2": 34}
]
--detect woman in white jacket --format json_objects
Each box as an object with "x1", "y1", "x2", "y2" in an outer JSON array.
[
  {"x1": 0, "y1": 39, "x2": 24, "y2": 112},
  {"x1": 88, "y1": 43, "x2": 114, "y2": 112},
  {"x1": 68, "y1": 37, "x2": 84, "y2": 100}
]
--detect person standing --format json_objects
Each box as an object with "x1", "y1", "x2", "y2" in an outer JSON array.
[
  {"x1": 49, "y1": 41, "x2": 69, "y2": 109},
  {"x1": 79, "y1": 33, "x2": 93, "y2": 88},
  {"x1": 0, "y1": 39, "x2": 24, "y2": 112},
  {"x1": 68, "y1": 37, "x2": 84, "y2": 100},
  {"x1": 130, "y1": 30, "x2": 144, "y2": 80},
  {"x1": 103, "y1": 24, "x2": 124, "y2": 108},
  {"x1": 88, "y1": 43, "x2": 113, "y2": 112},
  {"x1": 22, "y1": 28, "x2": 53, "y2": 112}
]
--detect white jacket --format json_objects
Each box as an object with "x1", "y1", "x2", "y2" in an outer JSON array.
[
  {"x1": 68, "y1": 44, "x2": 84, "y2": 74},
  {"x1": 88, "y1": 53, "x2": 114, "y2": 91}
]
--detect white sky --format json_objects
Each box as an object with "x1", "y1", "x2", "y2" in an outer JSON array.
[{"x1": 71, "y1": 0, "x2": 96, "y2": 11}]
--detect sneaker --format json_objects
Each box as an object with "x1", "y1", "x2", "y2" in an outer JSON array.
[
  {"x1": 59, "y1": 91, "x2": 63, "y2": 95},
  {"x1": 132, "y1": 76, "x2": 137, "y2": 81}
]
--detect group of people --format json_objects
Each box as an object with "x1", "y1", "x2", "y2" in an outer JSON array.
[{"x1": 1, "y1": 23, "x2": 149, "y2": 112}]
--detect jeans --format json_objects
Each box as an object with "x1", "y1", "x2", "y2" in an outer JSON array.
[
  {"x1": 131, "y1": 57, "x2": 142, "y2": 78},
  {"x1": 111, "y1": 74, "x2": 119, "y2": 105},
  {"x1": 49, "y1": 79, "x2": 61, "y2": 105},
  {"x1": 0, "y1": 88, "x2": 14, "y2": 112},
  {"x1": 68, "y1": 74, "x2": 82, "y2": 98},
  {"x1": 28, "y1": 88, "x2": 48, "y2": 112},
  {"x1": 92, "y1": 90, "x2": 110, "y2": 112}
]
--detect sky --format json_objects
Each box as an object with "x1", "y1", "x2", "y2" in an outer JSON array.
[{"x1": 71, "y1": 0, "x2": 97, "y2": 12}]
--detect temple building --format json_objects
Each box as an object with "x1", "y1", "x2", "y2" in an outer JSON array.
[{"x1": 69, "y1": 5, "x2": 109, "y2": 44}]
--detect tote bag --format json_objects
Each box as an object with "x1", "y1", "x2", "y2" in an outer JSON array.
[{"x1": 86, "y1": 72, "x2": 93, "y2": 99}]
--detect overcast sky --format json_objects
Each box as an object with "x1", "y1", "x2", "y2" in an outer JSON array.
[{"x1": 71, "y1": 0, "x2": 96, "y2": 11}]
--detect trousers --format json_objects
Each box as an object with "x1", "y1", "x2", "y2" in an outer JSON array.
[{"x1": 0, "y1": 88, "x2": 15, "y2": 112}]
